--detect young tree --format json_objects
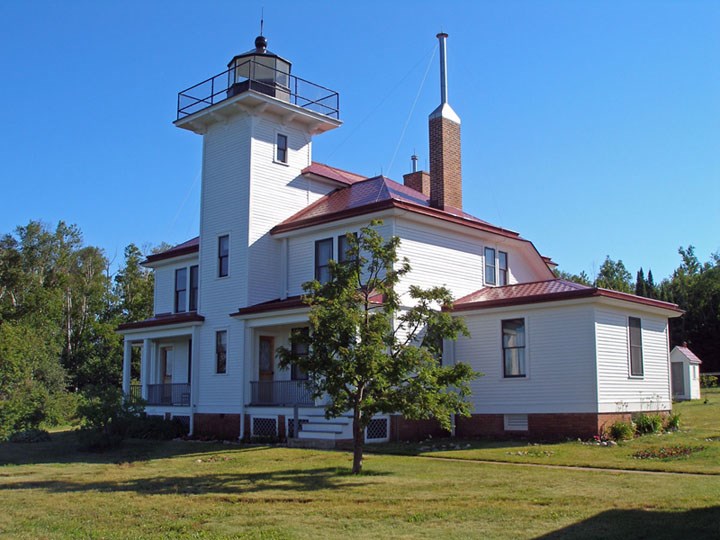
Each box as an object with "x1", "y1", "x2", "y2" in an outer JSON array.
[{"x1": 277, "y1": 222, "x2": 477, "y2": 474}]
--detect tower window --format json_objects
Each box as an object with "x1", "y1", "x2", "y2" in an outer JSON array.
[
  {"x1": 218, "y1": 235, "x2": 229, "y2": 277},
  {"x1": 276, "y1": 133, "x2": 288, "y2": 163}
]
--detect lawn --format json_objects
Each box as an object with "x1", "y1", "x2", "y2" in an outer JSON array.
[
  {"x1": 380, "y1": 388, "x2": 720, "y2": 475},
  {"x1": 0, "y1": 391, "x2": 718, "y2": 539}
]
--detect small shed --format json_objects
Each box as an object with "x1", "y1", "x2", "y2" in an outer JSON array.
[{"x1": 670, "y1": 344, "x2": 703, "y2": 400}]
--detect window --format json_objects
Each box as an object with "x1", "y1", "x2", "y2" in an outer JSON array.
[
  {"x1": 338, "y1": 233, "x2": 357, "y2": 264},
  {"x1": 485, "y1": 247, "x2": 496, "y2": 285},
  {"x1": 315, "y1": 238, "x2": 333, "y2": 283},
  {"x1": 216, "y1": 330, "x2": 227, "y2": 374},
  {"x1": 276, "y1": 133, "x2": 288, "y2": 163},
  {"x1": 290, "y1": 327, "x2": 309, "y2": 381},
  {"x1": 502, "y1": 318, "x2": 526, "y2": 377},
  {"x1": 174, "y1": 268, "x2": 187, "y2": 313},
  {"x1": 498, "y1": 251, "x2": 508, "y2": 286},
  {"x1": 218, "y1": 235, "x2": 229, "y2": 277},
  {"x1": 629, "y1": 317, "x2": 643, "y2": 377},
  {"x1": 189, "y1": 265, "x2": 199, "y2": 311}
]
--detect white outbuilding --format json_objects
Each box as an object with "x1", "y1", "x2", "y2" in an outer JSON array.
[{"x1": 670, "y1": 344, "x2": 703, "y2": 400}]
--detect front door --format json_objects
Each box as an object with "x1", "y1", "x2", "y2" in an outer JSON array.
[
  {"x1": 259, "y1": 336, "x2": 274, "y2": 403},
  {"x1": 671, "y1": 362, "x2": 685, "y2": 397},
  {"x1": 160, "y1": 347, "x2": 173, "y2": 404}
]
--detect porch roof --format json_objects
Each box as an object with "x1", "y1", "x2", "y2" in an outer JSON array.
[
  {"x1": 117, "y1": 311, "x2": 205, "y2": 331},
  {"x1": 230, "y1": 295, "x2": 306, "y2": 317}
]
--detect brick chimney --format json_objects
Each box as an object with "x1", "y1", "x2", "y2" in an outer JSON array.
[
  {"x1": 403, "y1": 154, "x2": 431, "y2": 195},
  {"x1": 429, "y1": 32, "x2": 462, "y2": 211}
]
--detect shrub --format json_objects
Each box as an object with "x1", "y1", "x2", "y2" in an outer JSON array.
[
  {"x1": 608, "y1": 421, "x2": 635, "y2": 441},
  {"x1": 634, "y1": 413, "x2": 663, "y2": 435},
  {"x1": 9, "y1": 428, "x2": 51, "y2": 443},
  {"x1": 665, "y1": 413, "x2": 681, "y2": 431},
  {"x1": 700, "y1": 375, "x2": 718, "y2": 388},
  {"x1": 123, "y1": 415, "x2": 188, "y2": 440}
]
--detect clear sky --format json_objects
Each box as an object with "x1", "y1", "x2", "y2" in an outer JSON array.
[{"x1": 1, "y1": 1, "x2": 718, "y2": 281}]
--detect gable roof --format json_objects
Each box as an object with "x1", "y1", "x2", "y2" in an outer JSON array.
[
  {"x1": 672, "y1": 346, "x2": 703, "y2": 364},
  {"x1": 271, "y1": 174, "x2": 520, "y2": 240},
  {"x1": 144, "y1": 236, "x2": 199, "y2": 265},
  {"x1": 452, "y1": 279, "x2": 683, "y2": 313}
]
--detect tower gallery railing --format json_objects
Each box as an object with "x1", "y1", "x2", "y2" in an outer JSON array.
[{"x1": 177, "y1": 59, "x2": 340, "y2": 120}]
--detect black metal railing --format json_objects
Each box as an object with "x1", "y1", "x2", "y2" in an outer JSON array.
[
  {"x1": 129, "y1": 383, "x2": 191, "y2": 406},
  {"x1": 250, "y1": 380, "x2": 313, "y2": 406},
  {"x1": 177, "y1": 59, "x2": 340, "y2": 120}
]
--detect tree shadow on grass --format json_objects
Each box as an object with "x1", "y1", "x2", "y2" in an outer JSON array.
[
  {"x1": 0, "y1": 466, "x2": 387, "y2": 497},
  {"x1": 535, "y1": 506, "x2": 720, "y2": 540},
  {"x1": 0, "y1": 431, "x2": 271, "y2": 466}
]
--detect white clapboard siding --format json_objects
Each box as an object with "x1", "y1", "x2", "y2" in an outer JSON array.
[
  {"x1": 595, "y1": 307, "x2": 671, "y2": 412},
  {"x1": 456, "y1": 304, "x2": 598, "y2": 414}
]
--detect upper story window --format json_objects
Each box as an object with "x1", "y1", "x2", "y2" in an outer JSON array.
[
  {"x1": 485, "y1": 247, "x2": 496, "y2": 285},
  {"x1": 216, "y1": 330, "x2": 227, "y2": 374},
  {"x1": 629, "y1": 317, "x2": 643, "y2": 377},
  {"x1": 174, "y1": 268, "x2": 187, "y2": 313},
  {"x1": 315, "y1": 238, "x2": 333, "y2": 283},
  {"x1": 189, "y1": 265, "x2": 199, "y2": 311},
  {"x1": 502, "y1": 318, "x2": 526, "y2": 378},
  {"x1": 290, "y1": 327, "x2": 309, "y2": 381},
  {"x1": 498, "y1": 251, "x2": 508, "y2": 286},
  {"x1": 218, "y1": 235, "x2": 229, "y2": 278},
  {"x1": 276, "y1": 133, "x2": 288, "y2": 164},
  {"x1": 338, "y1": 233, "x2": 357, "y2": 264}
]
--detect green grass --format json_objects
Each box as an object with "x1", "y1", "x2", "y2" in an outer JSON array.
[
  {"x1": 0, "y1": 391, "x2": 719, "y2": 539},
  {"x1": 379, "y1": 388, "x2": 720, "y2": 475}
]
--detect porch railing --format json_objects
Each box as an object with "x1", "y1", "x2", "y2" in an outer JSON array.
[
  {"x1": 129, "y1": 383, "x2": 191, "y2": 407},
  {"x1": 250, "y1": 380, "x2": 313, "y2": 406}
]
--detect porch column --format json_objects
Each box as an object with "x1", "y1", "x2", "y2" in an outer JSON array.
[
  {"x1": 244, "y1": 324, "x2": 253, "y2": 407},
  {"x1": 141, "y1": 338, "x2": 151, "y2": 400},
  {"x1": 190, "y1": 326, "x2": 200, "y2": 435},
  {"x1": 122, "y1": 339, "x2": 132, "y2": 395}
]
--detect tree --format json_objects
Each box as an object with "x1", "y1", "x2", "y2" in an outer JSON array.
[
  {"x1": 277, "y1": 222, "x2": 477, "y2": 474},
  {"x1": 555, "y1": 269, "x2": 592, "y2": 286},
  {"x1": 635, "y1": 268, "x2": 647, "y2": 297},
  {"x1": 595, "y1": 256, "x2": 633, "y2": 293}
]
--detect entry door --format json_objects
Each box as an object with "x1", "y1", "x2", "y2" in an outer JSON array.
[
  {"x1": 160, "y1": 348, "x2": 173, "y2": 404},
  {"x1": 671, "y1": 362, "x2": 684, "y2": 397},
  {"x1": 259, "y1": 336, "x2": 275, "y2": 403}
]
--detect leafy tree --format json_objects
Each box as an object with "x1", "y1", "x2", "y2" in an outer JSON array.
[
  {"x1": 114, "y1": 244, "x2": 154, "y2": 324},
  {"x1": 277, "y1": 222, "x2": 477, "y2": 474},
  {"x1": 555, "y1": 269, "x2": 592, "y2": 286},
  {"x1": 595, "y1": 256, "x2": 633, "y2": 293}
]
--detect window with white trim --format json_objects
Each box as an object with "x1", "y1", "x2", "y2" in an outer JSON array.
[
  {"x1": 189, "y1": 265, "x2": 199, "y2": 311},
  {"x1": 174, "y1": 268, "x2": 187, "y2": 313},
  {"x1": 216, "y1": 330, "x2": 227, "y2": 374},
  {"x1": 498, "y1": 251, "x2": 508, "y2": 286},
  {"x1": 502, "y1": 318, "x2": 526, "y2": 378},
  {"x1": 485, "y1": 247, "x2": 496, "y2": 285},
  {"x1": 218, "y1": 235, "x2": 229, "y2": 277},
  {"x1": 276, "y1": 133, "x2": 288, "y2": 164},
  {"x1": 315, "y1": 238, "x2": 333, "y2": 283},
  {"x1": 629, "y1": 317, "x2": 643, "y2": 377},
  {"x1": 290, "y1": 327, "x2": 309, "y2": 381}
]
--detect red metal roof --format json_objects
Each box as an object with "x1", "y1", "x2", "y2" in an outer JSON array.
[
  {"x1": 674, "y1": 346, "x2": 703, "y2": 364},
  {"x1": 453, "y1": 279, "x2": 683, "y2": 313},
  {"x1": 144, "y1": 236, "x2": 199, "y2": 264},
  {"x1": 231, "y1": 295, "x2": 307, "y2": 316},
  {"x1": 117, "y1": 311, "x2": 205, "y2": 331},
  {"x1": 272, "y1": 175, "x2": 517, "y2": 239},
  {"x1": 302, "y1": 162, "x2": 367, "y2": 185}
]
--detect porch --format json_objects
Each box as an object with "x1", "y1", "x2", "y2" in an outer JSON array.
[
  {"x1": 129, "y1": 383, "x2": 191, "y2": 407},
  {"x1": 249, "y1": 379, "x2": 313, "y2": 406}
]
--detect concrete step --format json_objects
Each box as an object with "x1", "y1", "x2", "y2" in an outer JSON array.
[
  {"x1": 297, "y1": 430, "x2": 341, "y2": 440},
  {"x1": 287, "y1": 437, "x2": 346, "y2": 449}
]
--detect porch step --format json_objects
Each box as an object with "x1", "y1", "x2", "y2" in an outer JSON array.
[
  {"x1": 297, "y1": 429, "x2": 345, "y2": 440},
  {"x1": 300, "y1": 422, "x2": 347, "y2": 434},
  {"x1": 287, "y1": 437, "x2": 349, "y2": 449}
]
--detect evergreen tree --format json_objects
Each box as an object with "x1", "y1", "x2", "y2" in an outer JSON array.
[{"x1": 635, "y1": 268, "x2": 647, "y2": 297}]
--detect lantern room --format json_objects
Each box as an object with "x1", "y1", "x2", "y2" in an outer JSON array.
[{"x1": 226, "y1": 35, "x2": 291, "y2": 101}]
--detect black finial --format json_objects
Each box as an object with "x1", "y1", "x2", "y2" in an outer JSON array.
[{"x1": 260, "y1": 8, "x2": 264, "y2": 36}]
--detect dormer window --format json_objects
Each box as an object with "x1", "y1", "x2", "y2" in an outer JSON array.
[{"x1": 276, "y1": 133, "x2": 288, "y2": 163}]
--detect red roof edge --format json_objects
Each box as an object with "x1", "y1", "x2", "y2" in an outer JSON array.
[
  {"x1": 452, "y1": 285, "x2": 683, "y2": 313},
  {"x1": 144, "y1": 237, "x2": 199, "y2": 265},
  {"x1": 302, "y1": 162, "x2": 366, "y2": 185},
  {"x1": 231, "y1": 295, "x2": 307, "y2": 316},
  {"x1": 117, "y1": 311, "x2": 205, "y2": 331}
]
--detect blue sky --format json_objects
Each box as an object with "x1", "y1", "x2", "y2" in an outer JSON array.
[{"x1": 1, "y1": 1, "x2": 718, "y2": 281}]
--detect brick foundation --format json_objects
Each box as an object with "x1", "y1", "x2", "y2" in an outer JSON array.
[
  {"x1": 193, "y1": 413, "x2": 241, "y2": 440},
  {"x1": 390, "y1": 416, "x2": 450, "y2": 441}
]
